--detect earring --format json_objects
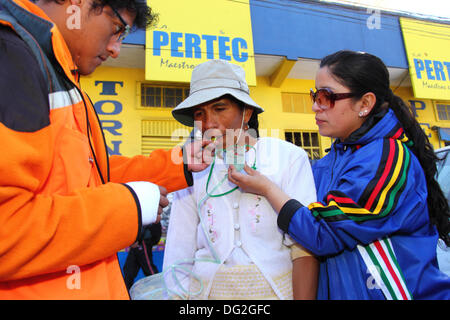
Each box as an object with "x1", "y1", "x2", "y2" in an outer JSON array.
[{"x1": 359, "y1": 110, "x2": 368, "y2": 117}]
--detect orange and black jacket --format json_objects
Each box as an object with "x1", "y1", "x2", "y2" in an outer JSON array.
[{"x1": 0, "y1": 0, "x2": 189, "y2": 299}]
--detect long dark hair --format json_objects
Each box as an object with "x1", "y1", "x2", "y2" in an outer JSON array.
[{"x1": 320, "y1": 50, "x2": 450, "y2": 245}]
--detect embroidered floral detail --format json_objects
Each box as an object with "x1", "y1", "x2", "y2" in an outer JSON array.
[
  {"x1": 205, "y1": 201, "x2": 218, "y2": 242},
  {"x1": 249, "y1": 195, "x2": 263, "y2": 233}
]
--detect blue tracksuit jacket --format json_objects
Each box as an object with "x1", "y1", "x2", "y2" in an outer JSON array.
[{"x1": 278, "y1": 109, "x2": 450, "y2": 299}]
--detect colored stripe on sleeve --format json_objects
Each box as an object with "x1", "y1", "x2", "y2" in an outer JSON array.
[
  {"x1": 357, "y1": 238, "x2": 412, "y2": 300},
  {"x1": 308, "y1": 139, "x2": 411, "y2": 223}
]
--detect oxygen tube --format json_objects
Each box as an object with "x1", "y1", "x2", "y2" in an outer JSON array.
[{"x1": 131, "y1": 111, "x2": 256, "y2": 300}]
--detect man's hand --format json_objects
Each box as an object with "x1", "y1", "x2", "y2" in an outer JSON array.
[
  {"x1": 184, "y1": 139, "x2": 215, "y2": 172},
  {"x1": 157, "y1": 185, "x2": 169, "y2": 224}
]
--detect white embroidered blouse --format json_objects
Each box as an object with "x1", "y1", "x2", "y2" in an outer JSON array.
[{"x1": 162, "y1": 137, "x2": 317, "y2": 299}]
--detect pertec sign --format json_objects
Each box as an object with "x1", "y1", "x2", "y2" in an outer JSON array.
[
  {"x1": 153, "y1": 31, "x2": 250, "y2": 62},
  {"x1": 145, "y1": 0, "x2": 256, "y2": 85},
  {"x1": 400, "y1": 18, "x2": 450, "y2": 100}
]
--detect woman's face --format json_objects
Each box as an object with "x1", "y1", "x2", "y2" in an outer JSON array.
[
  {"x1": 192, "y1": 97, "x2": 253, "y2": 148},
  {"x1": 313, "y1": 67, "x2": 366, "y2": 141}
]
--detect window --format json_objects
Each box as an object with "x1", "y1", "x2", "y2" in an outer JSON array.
[
  {"x1": 285, "y1": 130, "x2": 321, "y2": 160},
  {"x1": 281, "y1": 92, "x2": 313, "y2": 114},
  {"x1": 141, "y1": 120, "x2": 191, "y2": 155},
  {"x1": 141, "y1": 84, "x2": 190, "y2": 108},
  {"x1": 435, "y1": 102, "x2": 450, "y2": 121}
]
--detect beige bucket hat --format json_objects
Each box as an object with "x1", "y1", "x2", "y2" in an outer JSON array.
[{"x1": 172, "y1": 59, "x2": 264, "y2": 127}]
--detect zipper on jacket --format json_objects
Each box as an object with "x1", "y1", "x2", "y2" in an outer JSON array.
[{"x1": 327, "y1": 143, "x2": 338, "y2": 192}]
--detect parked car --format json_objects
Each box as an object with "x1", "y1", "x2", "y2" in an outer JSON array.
[{"x1": 435, "y1": 146, "x2": 450, "y2": 276}]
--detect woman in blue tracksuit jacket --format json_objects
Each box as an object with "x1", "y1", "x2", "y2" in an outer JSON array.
[{"x1": 228, "y1": 50, "x2": 450, "y2": 299}]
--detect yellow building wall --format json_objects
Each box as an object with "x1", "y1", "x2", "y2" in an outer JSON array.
[
  {"x1": 393, "y1": 86, "x2": 447, "y2": 149},
  {"x1": 81, "y1": 67, "x2": 144, "y2": 157},
  {"x1": 81, "y1": 66, "x2": 447, "y2": 158},
  {"x1": 251, "y1": 77, "x2": 334, "y2": 153},
  {"x1": 81, "y1": 66, "x2": 181, "y2": 157}
]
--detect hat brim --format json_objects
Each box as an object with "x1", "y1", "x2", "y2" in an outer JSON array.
[{"x1": 172, "y1": 87, "x2": 264, "y2": 127}]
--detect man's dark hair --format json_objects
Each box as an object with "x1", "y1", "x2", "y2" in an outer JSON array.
[
  {"x1": 36, "y1": 0, "x2": 158, "y2": 30},
  {"x1": 92, "y1": 0, "x2": 157, "y2": 30}
]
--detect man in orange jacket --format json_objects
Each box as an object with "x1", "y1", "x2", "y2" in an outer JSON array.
[{"x1": 0, "y1": 0, "x2": 211, "y2": 299}]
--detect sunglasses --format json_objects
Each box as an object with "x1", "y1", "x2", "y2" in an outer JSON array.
[
  {"x1": 110, "y1": 6, "x2": 131, "y2": 42},
  {"x1": 310, "y1": 88, "x2": 356, "y2": 110}
]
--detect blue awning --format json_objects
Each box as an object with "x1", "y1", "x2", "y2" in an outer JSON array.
[{"x1": 438, "y1": 127, "x2": 450, "y2": 141}]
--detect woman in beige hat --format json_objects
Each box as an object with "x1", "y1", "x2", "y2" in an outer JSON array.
[{"x1": 144, "y1": 60, "x2": 318, "y2": 300}]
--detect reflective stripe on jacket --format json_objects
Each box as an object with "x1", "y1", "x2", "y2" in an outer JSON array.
[{"x1": 0, "y1": 0, "x2": 187, "y2": 299}]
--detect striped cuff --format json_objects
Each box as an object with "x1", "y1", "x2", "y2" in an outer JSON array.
[
  {"x1": 122, "y1": 183, "x2": 143, "y2": 241},
  {"x1": 277, "y1": 199, "x2": 304, "y2": 233},
  {"x1": 125, "y1": 181, "x2": 160, "y2": 226},
  {"x1": 124, "y1": 181, "x2": 160, "y2": 241}
]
